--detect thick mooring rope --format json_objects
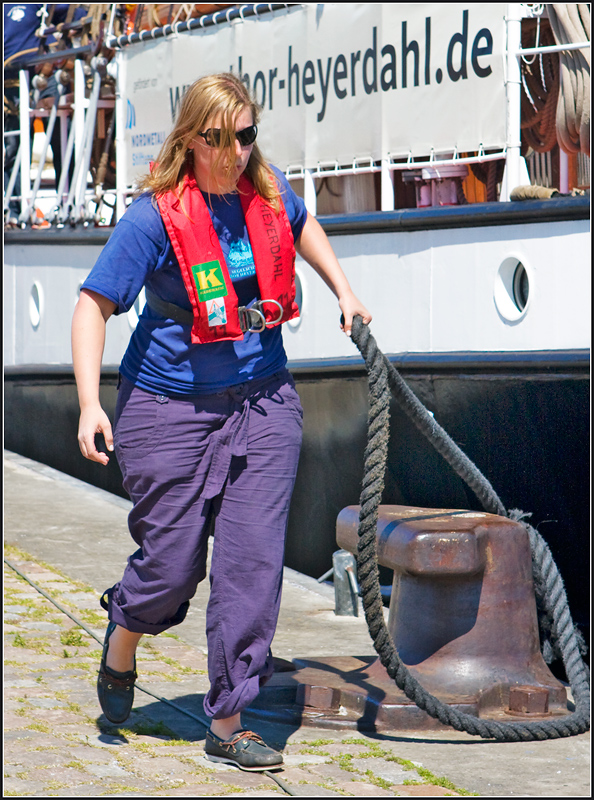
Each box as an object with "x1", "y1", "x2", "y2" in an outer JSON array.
[{"x1": 350, "y1": 316, "x2": 590, "y2": 741}]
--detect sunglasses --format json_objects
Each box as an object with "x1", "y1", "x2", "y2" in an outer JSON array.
[{"x1": 196, "y1": 125, "x2": 258, "y2": 148}]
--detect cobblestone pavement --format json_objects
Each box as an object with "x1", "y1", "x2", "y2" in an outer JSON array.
[{"x1": 4, "y1": 546, "x2": 471, "y2": 798}]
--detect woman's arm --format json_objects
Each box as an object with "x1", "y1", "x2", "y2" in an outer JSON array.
[
  {"x1": 71, "y1": 289, "x2": 118, "y2": 465},
  {"x1": 295, "y1": 212, "x2": 372, "y2": 335}
]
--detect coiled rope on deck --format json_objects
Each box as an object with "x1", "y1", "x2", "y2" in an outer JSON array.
[
  {"x1": 549, "y1": 4, "x2": 590, "y2": 156},
  {"x1": 350, "y1": 316, "x2": 590, "y2": 741}
]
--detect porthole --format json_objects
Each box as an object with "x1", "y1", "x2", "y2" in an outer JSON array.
[
  {"x1": 29, "y1": 281, "x2": 44, "y2": 329},
  {"x1": 512, "y1": 262, "x2": 529, "y2": 312},
  {"x1": 494, "y1": 257, "x2": 531, "y2": 323},
  {"x1": 287, "y1": 269, "x2": 305, "y2": 329}
]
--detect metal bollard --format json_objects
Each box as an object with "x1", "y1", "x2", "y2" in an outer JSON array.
[
  {"x1": 332, "y1": 549, "x2": 359, "y2": 616},
  {"x1": 257, "y1": 505, "x2": 569, "y2": 732},
  {"x1": 336, "y1": 505, "x2": 568, "y2": 706}
]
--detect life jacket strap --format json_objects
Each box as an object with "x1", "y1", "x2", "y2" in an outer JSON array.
[{"x1": 145, "y1": 288, "x2": 279, "y2": 334}]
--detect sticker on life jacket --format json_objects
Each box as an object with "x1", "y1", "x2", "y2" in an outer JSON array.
[
  {"x1": 207, "y1": 297, "x2": 227, "y2": 327},
  {"x1": 192, "y1": 260, "x2": 229, "y2": 302}
]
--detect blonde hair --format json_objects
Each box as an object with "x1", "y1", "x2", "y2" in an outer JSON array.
[{"x1": 136, "y1": 73, "x2": 281, "y2": 211}]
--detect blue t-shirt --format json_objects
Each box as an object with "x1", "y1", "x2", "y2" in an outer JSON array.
[{"x1": 82, "y1": 167, "x2": 307, "y2": 395}]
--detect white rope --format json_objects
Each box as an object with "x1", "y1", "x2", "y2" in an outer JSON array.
[{"x1": 549, "y1": 4, "x2": 590, "y2": 155}]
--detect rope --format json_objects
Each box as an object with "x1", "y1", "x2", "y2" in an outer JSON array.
[
  {"x1": 548, "y1": 5, "x2": 590, "y2": 155},
  {"x1": 520, "y1": 18, "x2": 560, "y2": 153},
  {"x1": 349, "y1": 316, "x2": 590, "y2": 741}
]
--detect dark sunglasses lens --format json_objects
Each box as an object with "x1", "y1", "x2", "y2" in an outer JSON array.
[
  {"x1": 206, "y1": 129, "x2": 221, "y2": 147},
  {"x1": 237, "y1": 125, "x2": 257, "y2": 146}
]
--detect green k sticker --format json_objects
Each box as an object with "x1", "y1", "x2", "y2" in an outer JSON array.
[{"x1": 191, "y1": 260, "x2": 228, "y2": 302}]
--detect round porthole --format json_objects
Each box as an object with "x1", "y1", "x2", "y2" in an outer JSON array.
[
  {"x1": 494, "y1": 258, "x2": 531, "y2": 322},
  {"x1": 513, "y1": 262, "x2": 529, "y2": 311},
  {"x1": 287, "y1": 269, "x2": 304, "y2": 329},
  {"x1": 29, "y1": 281, "x2": 44, "y2": 329}
]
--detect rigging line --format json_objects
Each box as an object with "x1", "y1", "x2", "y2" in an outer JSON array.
[{"x1": 4, "y1": 557, "x2": 299, "y2": 794}]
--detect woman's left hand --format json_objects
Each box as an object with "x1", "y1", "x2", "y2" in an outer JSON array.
[{"x1": 338, "y1": 291, "x2": 373, "y2": 336}]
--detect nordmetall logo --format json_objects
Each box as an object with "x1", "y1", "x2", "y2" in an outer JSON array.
[{"x1": 192, "y1": 261, "x2": 228, "y2": 302}]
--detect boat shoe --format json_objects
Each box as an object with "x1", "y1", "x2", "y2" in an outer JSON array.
[
  {"x1": 97, "y1": 621, "x2": 137, "y2": 724},
  {"x1": 204, "y1": 729, "x2": 284, "y2": 771}
]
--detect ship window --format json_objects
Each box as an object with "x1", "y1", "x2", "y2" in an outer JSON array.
[
  {"x1": 512, "y1": 262, "x2": 529, "y2": 312},
  {"x1": 494, "y1": 257, "x2": 531, "y2": 323},
  {"x1": 29, "y1": 282, "x2": 44, "y2": 329}
]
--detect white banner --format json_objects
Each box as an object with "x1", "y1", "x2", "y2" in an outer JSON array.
[{"x1": 121, "y1": 3, "x2": 507, "y2": 185}]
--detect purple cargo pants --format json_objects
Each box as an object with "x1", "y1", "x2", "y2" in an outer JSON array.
[{"x1": 106, "y1": 369, "x2": 303, "y2": 719}]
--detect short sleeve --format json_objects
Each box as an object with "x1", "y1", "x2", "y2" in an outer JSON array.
[{"x1": 81, "y1": 194, "x2": 168, "y2": 314}]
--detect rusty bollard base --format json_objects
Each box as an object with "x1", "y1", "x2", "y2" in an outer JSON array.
[{"x1": 247, "y1": 505, "x2": 572, "y2": 733}]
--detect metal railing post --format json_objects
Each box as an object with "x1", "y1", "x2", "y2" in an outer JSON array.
[
  {"x1": 381, "y1": 158, "x2": 395, "y2": 211},
  {"x1": 113, "y1": 51, "x2": 129, "y2": 222},
  {"x1": 72, "y1": 63, "x2": 102, "y2": 223},
  {"x1": 503, "y1": 3, "x2": 523, "y2": 201},
  {"x1": 18, "y1": 69, "x2": 31, "y2": 218},
  {"x1": 303, "y1": 169, "x2": 317, "y2": 216},
  {"x1": 60, "y1": 62, "x2": 102, "y2": 224},
  {"x1": 4, "y1": 141, "x2": 22, "y2": 218},
  {"x1": 19, "y1": 84, "x2": 65, "y2": 225}
]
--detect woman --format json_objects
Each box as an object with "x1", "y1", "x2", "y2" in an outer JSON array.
[{"x1": 72, "y1": 73, "x2": 371, "y2": 771}]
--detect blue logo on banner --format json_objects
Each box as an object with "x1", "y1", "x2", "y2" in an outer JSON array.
[{"x1": 126, "y1": 100, "x2": 136, "y2": 129}]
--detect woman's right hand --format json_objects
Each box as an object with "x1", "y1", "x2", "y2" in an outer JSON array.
[
  {"x1": 78, "y1": 403, "x2": 114, "y2": 466},
  {"x1": 72, "y1": 289, "x2": 118, "y2": 466}
]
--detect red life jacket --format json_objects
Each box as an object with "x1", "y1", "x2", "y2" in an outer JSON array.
[{"x1": 156, "y1": 171, "x2": 299, "y2": 344}]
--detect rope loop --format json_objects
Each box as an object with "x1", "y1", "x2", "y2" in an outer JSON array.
[{"x1": 350, "y1": 315, "x2": 589, "y2": 741}]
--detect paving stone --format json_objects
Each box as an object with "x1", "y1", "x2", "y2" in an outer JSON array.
[
  {"x1": 84, "y1": 761, "x2": 131, "y2": 778},
  {"x1": 318, "y1": 741, "x2": 370, "y2": 757},
  {"x1": 5, "y1": 679, "x2": 45, "y2": 689},
  {"x1": 366, "y1": 763, "x2": 411, "y2": 784},
  {"x1": 20, "y1": 621, "x2": 64, "y2": 631},
  {"x1": 2, "y1": 777, "x2": 47, "y2": 795},
  {"x1": 283, "y1": 753, "x2": 332, "y2": 766},
  {"x1": 164, "y1": 784, "x2": 247, "y2": 796},
  {"x1": 393, "y1": 784, "x2": 462, "y2": 796},
  {"x1": 208, "y1": 768, "x2": 278, "y2": 791},
  {"x1": 27, "y1": 697, "x2": 69, "y2": 709},
  {"x1": 41, "y1": 785, "x2": 111, "y2": 797},
  {"x1": 75, "y1": 732, "x2": 130, "y2": 748},
  {"x1": 3, "y1": 649, "x2": 58, "y2": 664},
  {"x1": 4, "y1": 729, "x2": 45, "y2": 744},
  {"x1": 123, "y1": 754, "x2": 201, "y2": 777},
  {"x1": 306, "y1": 761, "x2": 362, "y2": 782},
  {"x1": 333, "y1": 779, "x2": 394, "y2": 795},
  {"x1": 272, "y1": 764, "x2": 324, "y2": 784},
  {"x1": 278, "y1": 784, "x2": 343, "y2": 797}
]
